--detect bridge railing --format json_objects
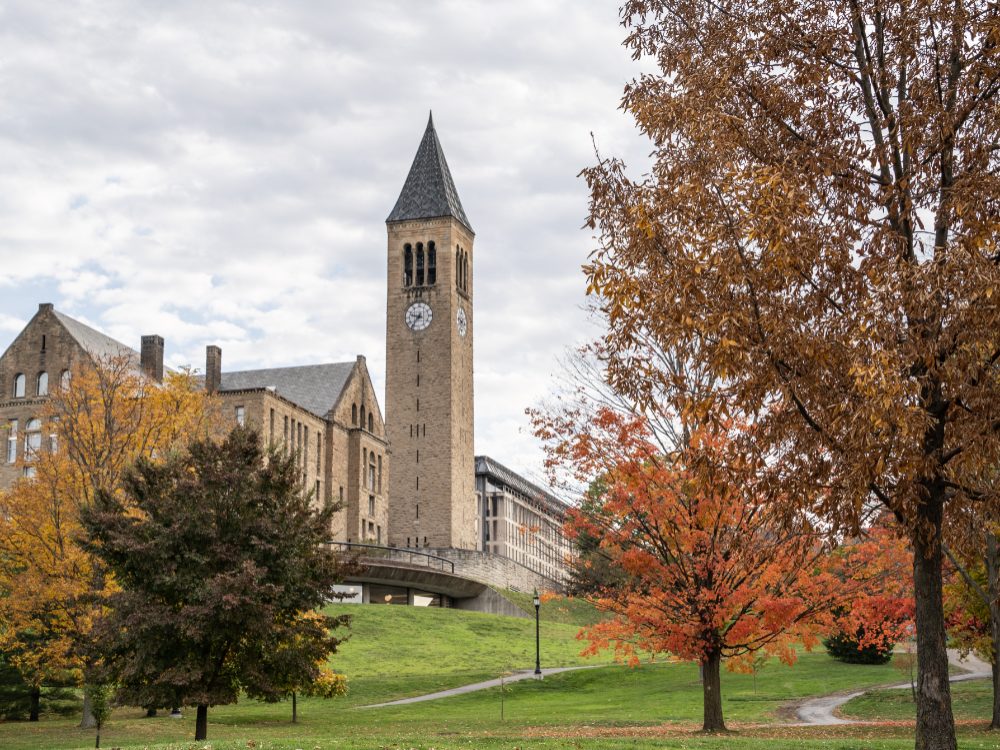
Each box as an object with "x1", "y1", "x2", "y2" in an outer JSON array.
[{"x1": 324, "y1": 541, "x2": 455, "y2": 574}]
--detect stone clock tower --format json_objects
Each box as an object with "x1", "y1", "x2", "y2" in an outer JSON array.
[{"x1": 385, "y1": 114, "x2": 477, "y2": 550}]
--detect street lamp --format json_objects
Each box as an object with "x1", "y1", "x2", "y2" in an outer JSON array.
[{"x1": 533, "y1": 589, "x2": 541, "y2": 676}]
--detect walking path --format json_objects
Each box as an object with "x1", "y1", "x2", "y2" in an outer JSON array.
[
  {"x1": 794, "y1": 649, "x2": 992, "y2": 726},
  {"x1": 361, "y1": 666, "x2": 600, "y2": 708}
]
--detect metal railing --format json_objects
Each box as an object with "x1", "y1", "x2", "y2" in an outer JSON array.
[{"x1": 324, "y1": 541, "x2": 455, "y2": 574}]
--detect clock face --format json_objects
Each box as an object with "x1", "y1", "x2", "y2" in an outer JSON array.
[
  {"x1": 405, "y1": 302, "x2": 433, "y2": 331},
  {"x1": 456, "y1": 307, "x2": 468, "y2": 337}
]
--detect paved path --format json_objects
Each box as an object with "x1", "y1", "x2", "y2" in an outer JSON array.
[
  {"x1": 361, "y1": 666, "x2": 600, "y2": 708},
  {"x1": 794, "y1": 649, "x2": 992, "y2": 726}
]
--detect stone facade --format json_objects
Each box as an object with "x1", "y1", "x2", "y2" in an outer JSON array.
[{"x1": 0, "y1": 306, "x2": 387, "y2": 546}]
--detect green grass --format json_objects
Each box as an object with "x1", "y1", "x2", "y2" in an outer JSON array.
[
  {"x1": 499, "y1": 591, "x2": 608, "y2": 626},
  {"x1": 0, "y1": 605, "x2": 996, "y2": 750},
  {"x1": 840, "y1": 678, "x2": 994, "y2": 722}
]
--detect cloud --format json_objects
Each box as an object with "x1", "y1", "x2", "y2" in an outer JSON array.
[{"x1": 0, "y1": 0, "x2": 651, "y2": 495}]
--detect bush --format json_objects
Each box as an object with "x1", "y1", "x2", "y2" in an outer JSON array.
[{"x1": 823, "y1": 631, "x2": 894, "y2": 664}]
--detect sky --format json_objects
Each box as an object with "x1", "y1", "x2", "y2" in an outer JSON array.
[{"x1": 0, "y1": 1, "x2": 651, "y2": 491}]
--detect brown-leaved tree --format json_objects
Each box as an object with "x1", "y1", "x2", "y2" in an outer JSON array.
[{"x1": 585, "y1": 3, "x2": 1000, "y2": 748}]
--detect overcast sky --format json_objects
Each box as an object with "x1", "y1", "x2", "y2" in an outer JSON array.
[{"x1": 0, "y1": 1, "x2": 650, "y2": 490}]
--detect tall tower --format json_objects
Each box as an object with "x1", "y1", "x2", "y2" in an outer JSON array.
[{"x1": 385, "y1": 114, "x2": 477, "y2": 550}]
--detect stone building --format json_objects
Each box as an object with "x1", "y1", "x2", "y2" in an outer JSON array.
[
  {"x1": 385, "y1": 113, "x2": 477, "y2": 551},
  {"x1": 0, "y1": 115, "x2": 572, "y2": 605},
  {"x1": 0, "y1": 304, "x2": 388, "y2": 543}
]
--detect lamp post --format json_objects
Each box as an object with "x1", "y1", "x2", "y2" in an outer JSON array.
[{"x1": 533, "y1": 589, "x2": 541, "y2": 676}]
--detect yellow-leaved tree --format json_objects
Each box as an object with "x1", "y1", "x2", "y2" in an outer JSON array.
[{"x1": 0, "y1": 354, "x2": 211, "y2": 724}]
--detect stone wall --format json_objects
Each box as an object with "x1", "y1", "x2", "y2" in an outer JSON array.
[{"x1": 425, "y1": 547, "x2": 563, "y2": 594}]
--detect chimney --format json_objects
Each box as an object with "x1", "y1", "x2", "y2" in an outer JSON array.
[
  {"x1": 206, "y1": 345, "x2": 222, "y2": 394},
  {"x1": 140, "y1": 335, "x2": 164, "y2": 383},
  {"x1": 38, "y1": 303, "x2": 54, "y2": 314}
]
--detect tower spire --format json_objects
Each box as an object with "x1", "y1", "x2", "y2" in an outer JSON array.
[{"x1": 387, "y1": 114, "x2": 473, "y2": 232}]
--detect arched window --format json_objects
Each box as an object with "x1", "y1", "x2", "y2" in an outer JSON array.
[
  {"x1": 403, "y1": 244, "x2": 413, "y2": 286},
  {"x1": 13, "y1": 373, "x2": 25, "y2": 398},
  {"x1": 362, "y1": 449, "x2": 367, "y2": 487},
  {"x1": 24, "y1": 419, "x2": 41, "y2": 460},
  {"x1": 427, "y1": 241, "x2": 436, "y2": 285},
  {"x1": 60, "y1": 370, "x2": 71, "y2": 390},
  {"x1": 378, "y1": 455, "x2": 382, "y2": 492},
  {"x1": 360, "y1": 405, "x2": 366, "y2": 430},
  {"x1": 36, "y1": 372, "x2": 48, "y2": 396},
  {"x1": 456, "y1": 246, "x2": 461, "y2": 290},
  {"x1": 416, "y1": 243, "x2": 425, "y2": 286},
  {"x1": 368, "y1": 452, "x2": 376, "y2": 490},
  {"x1": 368, "y1": 412, "x2": 374, "y2": 432},
  {"x1": 352, "y1": 404, "x2": 358, "y2": 425},
  {"x1": 463, "y1": 253, "x2": 469, "y2": 292}
]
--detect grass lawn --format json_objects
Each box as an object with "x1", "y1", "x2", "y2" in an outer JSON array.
[
  {"x1": 840, "y1": 678, "x2": 994, "y2": 722},
  {"x1": 0, "y1": 603, "x2": 996, "y2": 749}
]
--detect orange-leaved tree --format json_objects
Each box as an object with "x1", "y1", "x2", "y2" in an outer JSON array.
[
  {"x1": 538, "y1": 405, "x2": 838, "y2": 732},
  {"x1": 584, "y1": 3, "x2": 1000, "y2": 746},
  {"x1": 0, "y1": 354, "x2": 211, "y2": 724}
]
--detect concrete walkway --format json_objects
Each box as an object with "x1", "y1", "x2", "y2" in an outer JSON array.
[
  {"x1": 361, "y1": 666, "x2": 600, "y2": 708},
  {"x1": 794, "y1": 649, "x2": 992, "y2": 726}
]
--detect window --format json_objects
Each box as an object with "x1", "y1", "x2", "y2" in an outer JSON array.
[
  {"x1": 13, "y1": 373, "x2": 25, "y2": 398},
  {"x1": 339, "y1": 486, "x2": 344, "y2": 503},
  {"x1": 377, "y1": 455, "x2": 382, "y2": 492},
  {"x1": 24, "y1": 419, "x2": 41, "y2": 460},
  {"x1": 360, "y1": 405, "x2": 366, "y2": 429},
  {"x1": 427, "y1": 241, "x2": 436, "y2": 285},
  {"x1": 352, "y1": 403, "x2": 358, "y2": 424},
  {"x1": 304, "y1": 426, "x2": 309, "y2": 468},
  {"x1": 36, "y1": 372, "x2": 48, "y2": 396},
  {"x1": 48, "y1": 430, "x2": 57, "y2": 454},
  {"x1": 6, "y1": 420, "x2": 17, "y2": 464},
  {"x1": 60, "y1": 370, "x2": 71, "y2": 390},
  {"x1": 316, "y1": 433, "x2": 321, "y2": 471},
  {"x1": 22, "y1": 466, "x2": 35, "y2": 479},
  {"x1": 416, "y1": 504, "x2": 419, "y2": 519},
  {"x1": 368, "y1": 452, "x2": 376, "y2": 489},
  {"x1": 316, "y1": 479, "x2": 321, "y2": 499},
  {"x1": 270, "y1": 409, "x2": 275, "y2": 441},
  {"x1": 235, "y1": 406, "x2": 245, "y2": 425},
  {"x1": 404, "y1": 244, "x2": 413, "y2": 286},
  {"x1": 368, "y1": 413, "x2": 373, "y2": 432},
  {"x1": 284, "y1": 415, "x2": 289, "y2": 445},
  {"x1": 377, "y1": 525, "x2": 381, "y2": 545},
  {"x1": 456, "y1": 247, "x2": 461, "y2": 289},
  {"x1": 416, "y1": 243, "x2": 425, "y2": 286},
  {"x1": 369, "y1": 495, "x2": 375, "y2": 515},
  {"x1": 463, "y1": 253, "x2": 469, "y2": 291},
  {"x1": 40, "y1": 334, "x2": 46, "y2": 352}
]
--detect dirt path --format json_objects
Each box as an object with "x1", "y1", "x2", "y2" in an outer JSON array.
[
  {"x1": 792, "y1": 649, "x2": 992, "y2": 726},
  {"x1": 361, "y1": 665, "x2": 600, "y2": 708}
]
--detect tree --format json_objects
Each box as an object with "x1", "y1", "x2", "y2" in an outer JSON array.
[
  {"x1": 584, "y1": 3, "x2": 1000, "y2": 748},
  {"x1": 537, "y1": 406, "x2": 840, "y2": 731},
  {"x1": 0, "y1": 356, "x2": 209, "y2": 726},
  {"x1": 945, "y1": 527, "x2": 999, "y2": 729},
  {"x1": 84, "y1": 683, "x2": 112, "y2": 749},
  {"x1": 81, "y1": 426, "x2": 350, "y2": 742}
]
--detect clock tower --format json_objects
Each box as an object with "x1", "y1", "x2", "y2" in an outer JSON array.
[{"x1": 385, "y1": 114, "x2": 477, "y2": 551}]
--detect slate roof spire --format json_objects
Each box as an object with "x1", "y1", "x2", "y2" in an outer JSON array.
[{"x1": 387, "y1": 112, "x2": 473, "y2": 233}]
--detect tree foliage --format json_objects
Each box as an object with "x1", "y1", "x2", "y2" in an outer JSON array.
[
  {"x1": 584, "y1": 3, "x2": 1000, "y2": 747},
  {"x1": 0, "y1": 356, "x2": 209, "y2": 720},
  {"x1": 537, "y1": 405, "x2": 842, "y2": 731},
  {"x1": 81, "y1": 426, "x2": 350, "y2": 742}
]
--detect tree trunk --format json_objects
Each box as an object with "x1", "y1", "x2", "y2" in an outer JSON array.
[
  {"x1": 28, "y1": 686, "x2": 40, "y2": 722},
  {"x1": 95, "y1": 727, "x2": 101, "y2": 749},
  {"x1": 195, "y1": 704, "x2": 208, "y2": 741},
  {"x1": 79, "y1": 690, "x2": 96, "y2": 729},
  {"x1": 292, "y1": 691, "x2": 297, "y2": 723},
  {"x1": 145, "y1": 707, "x2": 157, "y2": 718},
  {"x1": 987, "y1": 533, "x2": 999, "y2": 731},
  {"x1": 912, "y1": 504, "x2": 956, "y2": 750},
  {"x1": 701, "y1": 649, "x2": 726, "y2": 732}
]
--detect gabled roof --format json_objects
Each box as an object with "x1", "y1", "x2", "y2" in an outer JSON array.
[
  {"x1": 52, "y1": 310, "x2": 139, "y2": 364},
  {"x1": 220, "y1": 362, "x2": 355, "y2": 419},
  {"x1": 386, "y1": 112, "x2": 473, "y2": 233}
]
